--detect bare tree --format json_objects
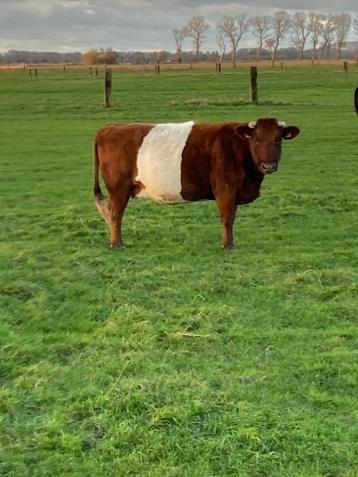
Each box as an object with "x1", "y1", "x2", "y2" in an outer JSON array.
[
  {"x1": 354, "y1": 18, "x2": 358, "y2": 35},
  {"x1": 251, "y1": 15, "x2": 270, "y2": 62},
  {"x1": 172, "y1": 27, "x2": 188, "y2": 63},
  {"x1": 217, "y1": 15, "x2": 249, "y2": 67},
  {"x1": 216, "y1": 32, "x2": 226, "y2": 63},
  {"x1": 308, "y1": 12, "x2": 325, "y2": 65},
  {"x1": 320, "y1": 15, "x2": 337, "y2": 60},
  {"x1": 265, "y1": 38, "x2": 275, "y2": 62},
  {"x1": 353, "y1": 19, "x2": 358, "y2": 59},
  {"x1": 270, "y1": 11, "x2": 291, "y2": 67},
  {"x1": 334, "y1": 13, "x2": 351, "y2": 58},
  {"x1": 156, "y1": 50, "x2": 168, "y2": 64},
  {"x1": 186, "y1": 16, "x2": 209, "y2": 61},
  {"x1": 291, "y1": 11, "x2": 311, "y2": 60}
]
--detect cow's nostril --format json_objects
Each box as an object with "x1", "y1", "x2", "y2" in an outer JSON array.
[{"x1": 261, "y1": 162, "x2": 277, "y2": 172}]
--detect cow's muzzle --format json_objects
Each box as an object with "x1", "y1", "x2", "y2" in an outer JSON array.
[{"x1": 260, "y1": 162, "x2": 277, "y2": 174}]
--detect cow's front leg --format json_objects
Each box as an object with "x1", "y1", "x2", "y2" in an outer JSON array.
[{"x1": 215, "y1": 190, "x2": 238, "y2": 250}]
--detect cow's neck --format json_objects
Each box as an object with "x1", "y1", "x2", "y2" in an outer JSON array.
[{"x1": 236, "y1": 152, "x2": 264, "y2": 205}]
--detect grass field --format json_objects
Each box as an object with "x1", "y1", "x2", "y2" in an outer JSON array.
[{"x1": 0, "y1": 65, "x2": 357, "y2": 476}]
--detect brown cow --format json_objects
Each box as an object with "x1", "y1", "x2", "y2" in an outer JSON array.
[{"x1": 93, "y1": 118, "x2": 300, "y2": 249}]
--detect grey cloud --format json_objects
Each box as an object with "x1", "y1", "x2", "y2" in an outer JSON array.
[{"x1": 0, "y1": 0, "x2": 357, "y2": 52}]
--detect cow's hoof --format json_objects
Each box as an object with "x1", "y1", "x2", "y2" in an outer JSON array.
[
  {"x1": 110, "y1": 242, "x2": 125, "y2": 249},
  {"x1": 223, "y1": 244, "x2": 235, "y2": 251}
]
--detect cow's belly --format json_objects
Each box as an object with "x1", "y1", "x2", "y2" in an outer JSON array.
[{"x1": 135, "y1": 121, "x2": 194, "y2": 203}]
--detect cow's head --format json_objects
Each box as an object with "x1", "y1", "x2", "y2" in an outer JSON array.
[{"x1": 236, "y1": 118, "x2": 300, "y2": 175}]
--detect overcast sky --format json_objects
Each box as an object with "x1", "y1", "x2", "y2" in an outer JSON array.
[{"x1": 0, "y1": 0, "x2": 357, "y2": 53}]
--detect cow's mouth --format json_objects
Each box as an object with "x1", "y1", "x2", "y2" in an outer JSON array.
[{"x1": 260, "y1": 162, "x2": 277, "y2": 174}]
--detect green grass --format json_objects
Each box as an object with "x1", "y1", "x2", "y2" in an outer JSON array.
[{"x1": 0, "y1": 65, "x2": 357, "y2": 477}]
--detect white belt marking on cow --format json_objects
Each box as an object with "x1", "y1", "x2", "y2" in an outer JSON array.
[{"x1": 136, "y1": 121, "x2": 194, "y2": 203}]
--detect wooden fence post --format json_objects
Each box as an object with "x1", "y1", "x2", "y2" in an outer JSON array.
[
  {"x1": 354, "y1": 87, "x2": 358, "y2": 116},
  {"x1": 155, "y1": 64, "x2": 160, "y2": 75},
  {"x1": 95, "y1": 67, "x2": 99, "y2": 79},
  {"x1": 89, "y1": 67, "x2": 93, "y2": 79},
  {"x1": 343, "y1": 61, "x2": 348, "y2": 73},
  {"x1": 250, "y1": 66, "x2": 258, "y2": 104},
  {"x1": 280, "y1": 62, "x2": 284, "y2": 72},
  {"x1": 104, "y1": 67, "x2": 112, "y2": 107},
  {"x1": 216, "y1": 62, "x2": 221, "y2": 74},
  {"x1": 29, "y1": 69, "x2": 32, "y2": 80}
]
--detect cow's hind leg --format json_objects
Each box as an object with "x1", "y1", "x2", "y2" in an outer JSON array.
[{"x1": 108, "y1": 186, "x2": 131, "y2": 248}]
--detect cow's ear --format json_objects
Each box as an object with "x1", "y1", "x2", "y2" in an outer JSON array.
[
  {"x1": 282, "y1": 126, "x2": 300, "y2": 140},
  {"x1": 236, "y1": 125, "x2": 254, "y2": 140}
]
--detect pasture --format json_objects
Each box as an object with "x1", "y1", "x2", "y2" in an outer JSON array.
[{"x1": 0, "y1": 65, "x2": 357, "y2": 476}]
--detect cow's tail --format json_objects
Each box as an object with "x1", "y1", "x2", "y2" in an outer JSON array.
[{"x1": 93, "y1": 139, "x2": 110, "y2": 223}]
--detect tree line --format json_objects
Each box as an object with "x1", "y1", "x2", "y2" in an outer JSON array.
[
  {"x1": 174, "y1": 11, "x2": 358, "y2": 66},
  {"x1": 1, "y1": 11, "x2": 357, "y2": 66},
  {"x1": 0, "y1": 50, "x2": 81, "y2": 64}
]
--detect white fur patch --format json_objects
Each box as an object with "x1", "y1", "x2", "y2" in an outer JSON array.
[{"x1": 136, "y1": 121, "x2": 194, "y2": 203}]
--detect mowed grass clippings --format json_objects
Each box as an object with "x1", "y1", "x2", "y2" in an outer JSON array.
[{"x1": 0, "y1": 66, "x2": 357, "y2": 477}]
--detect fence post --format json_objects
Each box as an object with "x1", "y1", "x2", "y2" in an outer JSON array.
[
  {"x1": 280, "y1": 62, "x2": 284, "y2": 72},
  {"x1": 155, "y1": 64, "x2": 160, "y2": 75},
  {"x1": 34, "y1": 68, "x2": 38, "y2": 79},
  {"x1": 354, "y1": 87, "x2": 358, "y2": 116},
  {"x1": 29, "y1": 69, "x2": 32, "y2": 80},
  {"x1": 216, "y1": 62, "x2": 222, "y2": 74},
  {"x1": 250, "y1": 66, "x2": 258, "y2": 104},
  {"x1": 104, "y1": 67, "x2": 112, "y2": 107},
  {"x1": 95, "y1": 67, "x2": 99, "y2": 79},
  {"x1": 89, "y1": 66, "x2": 93, "y2": 79},
  {"x1": 343, "y1": 61, "x2": 348, "y2": 73}
]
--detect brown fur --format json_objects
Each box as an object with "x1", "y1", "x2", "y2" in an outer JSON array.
[
  {"x1": 94, "y1": 123, "x2": 153, "y2": 247},
  {"x1": 93, "y1": 119, "x2": 300, "y2": 249}
]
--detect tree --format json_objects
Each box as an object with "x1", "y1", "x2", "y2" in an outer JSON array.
[
  {"x1": 354, "y1": 18, "x2": 358, "y2": 36},
  {"x1": 216, "y1": 32, "x2": 226, "y2": 63},
  {"x1": 101, "y1": 48, "x2": 118, "y2": 65},
  {"x1": 270, "y1": 11, "x2": 291, "y2": 67},
  {"x1": 217, "y1": 15, "x2": 249, "y2": 67},
  {"x1": 319, "y1": 15, "x2": 337, "y2": 60},
  {"x1": 265, "y1": 38, "x2": 275, "y2": 61},
  {"x1": 155, "y1": 50, "x2": 167, "y2": 64},
  {"x1": 353, "y1": 19, "x2": 358, "y2": 59},
  {"x1": 81, "y1": 48, "x2": 118, "y2": 65},
  {"x1": 291, "y1": 11, "x2": 311, "y2": 60},
  {"x1": 81, "y1": 49, "x2": 100, "y2": 64},
  {"x1": 251, "y1": 16, "x2": 270, "y2": 62},
  {"x1": 186, "y1": 16, "x2": 209, "y2": 61},
  {"x1": 334, "y1": 13, "x2": 351, "y2": 58},
  {"x1": 308, "y1": 12, "x2": 325, "y2": 65},
  {"x1": 172, "y1": 27, "x2": 188, "y2": 63}
]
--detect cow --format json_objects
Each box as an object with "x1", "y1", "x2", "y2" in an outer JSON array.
[{"x1": 93, "y1": 118, "x2": 300, "y2": 250}]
